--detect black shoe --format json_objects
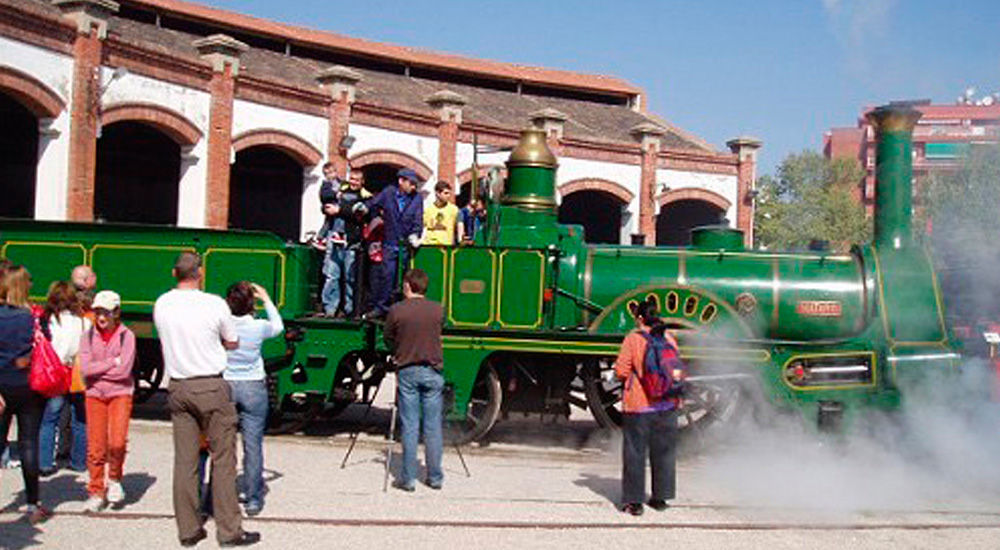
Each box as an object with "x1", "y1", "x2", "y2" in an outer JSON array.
[
  {"x1": 219, "y1": 531, "x2": 261, "y2": 547},
  {"x1": 620, "y1": 502, "x2": 644, "y2": 516},
  {"x1": 39, "y1": 468, "x2": 57, "y2": 478},
  {"x1": 647, "y1": 498, "x2": 669, "y2": 511},
  {"x1": 180, "y1": 528, "x2": 207, "y2": 547},
  {"x1": 391, "y1": 480, "x2": 415, "y2": 492},
  {"x1": 424, "y1": 479, "x2": 442, "y2": 490}
]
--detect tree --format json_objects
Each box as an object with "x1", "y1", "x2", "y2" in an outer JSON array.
[
  {"x1": 754, "y1": 151, "x2": 870, "y2": 252},
  {"x1": 921, "y1": 144, "x2": 1000, "y2": 324}
]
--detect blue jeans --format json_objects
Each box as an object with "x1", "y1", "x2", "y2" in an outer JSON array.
[
  {"x1": 39, "y1": 393, "x2": 87, "y2": 471},
  {"x1": 227, "y1": 379, "x2": 268, "y2": 507},
  {"x1": 322, "y1": 244, "x2": 358, "y2": 315},
  {"x1": 396, "y1": 365, "x2": 444, "y2": 487}
]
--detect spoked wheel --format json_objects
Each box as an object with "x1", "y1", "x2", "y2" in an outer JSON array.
[
  {"x1": 328, "y1": 352, "x2": 386, "y2": 417},
  {"x1": 133, "y1": 339, "x2": 165, "y2": 403},
  {"x1": 581, "y1": 357, "x2": 742, "y2": 434},
  {"x1": 446, "y1": 360, "x2": 501, "y2": 445},
  {"x1": 265, "y1": 375, "x2": 322, "y2": 435}
]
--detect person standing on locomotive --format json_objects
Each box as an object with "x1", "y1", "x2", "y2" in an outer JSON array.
[
  {"x1": 384, "y1": 268, "x2": 445, "y2": 492},
  {"x1": 613, "y1": 300, "x2": 682, "y2": 516},
  {"x1": 153, "y1": 252, "x2": 259, "y2": 547},
  {"x1": 335, "y1": 170, "x2": 371, "y2": 318},
  {"x1": 317, "y1": 162, "x2": 344, "y2": 317},
  {"x1": 423, "y1": 181, "x2": 462, "y2": 246},
  {"x1": 356, "y1": 168, "x2": 424, "y2": 319},
  {"x1": 459, "y1": 197, "x2": 486, "y2": 245}
]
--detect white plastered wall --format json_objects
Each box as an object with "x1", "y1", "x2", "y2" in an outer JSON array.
[
  {"x1": 655, "y1": 168, "x2": 739, "y2": 223},
  {"x1": 0, "y1": 36, "x2": 74, "y2": 220},
  {"x1": 348, "y1": 122, "x2": 440, "y2": 208},
  {"x1": 100, "y1": 67, "x2": 211, "y2": 227},
  {"x1": 233, "y1": 99, "x2": 328, "y2": 241}
]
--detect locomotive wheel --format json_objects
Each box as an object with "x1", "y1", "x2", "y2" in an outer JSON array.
[
  {"x1": 328, "y1": 352, "x2": 386, "y2": 417},
  {"x1": 265, "y1": 375, "x2": 322, "y2": 435},
  {"x1": 445, "y1": 360, "x2": 501, "y2": 445},
  {"x1": 582, "y1": 358, "x2": 740, "y2": 433}
]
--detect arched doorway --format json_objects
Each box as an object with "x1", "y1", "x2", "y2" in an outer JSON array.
[
  {"x1": 656, "y1": 199, "x2": 725, "y2": 246},
  {"x1": 359, "y1": 164, "x2": 398, "y2": 196},
  {"x1": 558, "y1": 190, "x2": 625, "y2": 244},
  {"x1": 0, "y1": 92, "x2": 38, "y2": 218},
  {"x1": 229, "y1": 146, "x2": 303, "y2": 241},
  {"x1": 350, "y1": 150, "x2": 434, "y2": 196},
  {"x1": 95, "y1": 121, "x2": 180, "y2": 224}
]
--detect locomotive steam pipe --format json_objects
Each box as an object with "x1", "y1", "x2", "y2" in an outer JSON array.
[{"x1": 867, "y1": 103, "x2": 922, "y2": 249}]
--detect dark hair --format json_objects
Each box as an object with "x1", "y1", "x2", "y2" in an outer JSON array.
[
  {"x1": 403, "y1": 269, "x2": 429, "y2": 295},
  {"x1": 173, "y1": 252, "x2": 202, "y2": 282},
  {"x1": 226, "y1": 281, "x2": 255, "y2": 316},
  {"x1": 434, "y1": 180, "x2": 451, "y2": 193},
  {"x1": 44, "y1": 280, "x2": 81, "y2": 326},
  {"x1": 0, "y1": 258, "x2": 12, "y2": 302},
  {"x1": 322, "y1": 162, "x2": 335, "y2": 171},
  {"x1": 635, "y1": 300, "x2": 662, "y2": 327}
]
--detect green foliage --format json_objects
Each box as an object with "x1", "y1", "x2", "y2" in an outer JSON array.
[
  {"x1": 754, "y1": 151, "x2": 870, "y2": 252},
  {"x1": 922, "y1": 144, "x2": 1000, "y2": 321}
]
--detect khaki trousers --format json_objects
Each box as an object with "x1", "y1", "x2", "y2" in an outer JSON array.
[{"x1": 167, "y1": 376, "x2": 243, "y2": 542}]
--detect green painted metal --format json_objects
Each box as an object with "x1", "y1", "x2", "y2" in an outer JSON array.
[
  {"x1": 869, "y1": 104, "x2": 920, "y2": 249},
  {"x1": 691, "y1": 226, "x2": 746, "y2": 251}
]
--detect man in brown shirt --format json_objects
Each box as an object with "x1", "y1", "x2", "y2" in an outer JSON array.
[{"x1": 384, "y1": 269, "x2": 445, "y2": 491}]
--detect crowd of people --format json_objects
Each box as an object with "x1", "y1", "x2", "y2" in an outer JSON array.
[{"x1": 0, "y1": 167, "x2": 684, "y2": 545}]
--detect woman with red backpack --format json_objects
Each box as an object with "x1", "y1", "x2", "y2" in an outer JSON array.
[{"x1": 613, "y1": 299, "x2": 686, "y2": 516}]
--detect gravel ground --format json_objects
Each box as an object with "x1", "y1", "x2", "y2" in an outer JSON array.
[{"x1": 3, "y1": 399, "x2": 1000, "y2": 550}]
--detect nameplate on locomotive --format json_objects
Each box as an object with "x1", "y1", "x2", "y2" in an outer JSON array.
[
  {"x1": 459, "y1": 279, "x2": 486, "y2": 294},
  {"x1": 795, "y1": 300, "x2": 843, "y2": 317}
]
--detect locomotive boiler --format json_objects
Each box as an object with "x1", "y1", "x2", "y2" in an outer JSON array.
[{"x1": 0, "y1": 102, "x2": 957, "y2": 442}]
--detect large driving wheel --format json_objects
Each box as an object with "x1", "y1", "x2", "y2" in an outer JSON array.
[
  {"x1": 446, "y1": 360, "x2": 501, "y2": 445},
  {"x1": 328, "y1": 352, "x2": 386, "y2": 417},
  {"x1": 581, "y1": 357, "x2": 741, "y2": 433},
  {"x1": 265, "y1": 374, "x2": 322, "y2": 435}
]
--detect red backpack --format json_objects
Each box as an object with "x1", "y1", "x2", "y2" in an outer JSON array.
[
  {"x1": 639, "y1": 327, "x2": 687, "y2": 401},
  {"x1": 28, "y1": 318, "x2": 71, "y2": 398}
]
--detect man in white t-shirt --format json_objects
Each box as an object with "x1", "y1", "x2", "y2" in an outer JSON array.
[{"x1": 153, "y1": 252, "x2": 260, "y2": 547}]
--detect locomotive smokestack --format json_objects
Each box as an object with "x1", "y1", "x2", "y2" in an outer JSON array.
[
  {"x1": 504, "y1": 128, "x2": 558, "y2": 212},
  {"x1": 866, "y1": 103, "x2": 922, "y2": 249}
]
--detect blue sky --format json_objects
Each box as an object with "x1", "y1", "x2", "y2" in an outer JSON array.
[{"x1": 200, "y1": 0, "x2": 1000, "y2": 175}]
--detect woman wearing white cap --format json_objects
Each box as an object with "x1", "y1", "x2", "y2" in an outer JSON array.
[{"x1": 79, "y1": 290, "x2": 136, "y2": 513}]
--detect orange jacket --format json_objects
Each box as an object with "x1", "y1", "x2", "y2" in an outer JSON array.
[{"x1": 613, "y1": 328, "x2": 681, "y2": 413}]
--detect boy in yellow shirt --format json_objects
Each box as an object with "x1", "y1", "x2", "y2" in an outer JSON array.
[{"x1": 422, "y1": 181, "x2": 463, "y2": 246}]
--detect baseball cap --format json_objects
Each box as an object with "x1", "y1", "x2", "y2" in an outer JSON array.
[
  {"x1": 92, "y1": 290, "x2": 121, "y2": 311},
  {"x1": 397, "y1": 168, "x2": 422, "y2": 183}
]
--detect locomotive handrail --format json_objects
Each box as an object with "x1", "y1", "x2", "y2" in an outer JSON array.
[{"x1": 553, "y1": 287, "x2": 604, "y2": 314}]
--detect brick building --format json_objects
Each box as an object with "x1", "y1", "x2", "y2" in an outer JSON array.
[
  {"x1": 0, "y1": 0, "x2": 759, "y2": 245},
  {"x1": 824, "y1": 99, "x2": 1000, "y2": 211}
]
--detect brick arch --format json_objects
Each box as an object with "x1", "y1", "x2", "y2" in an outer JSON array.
[
  {"x1": 101, "y1": 103, "x2": 202, "y2": 146},
  {"x1": 656, "y1": 187, "x2": 732, "y2": 212},
  {"x1": 558, "y1": 178, "x2": 634, "y2": 204},
  {"x1": 232, "y1": 129, "x2": 324, "y2": 167},
  {"x1": 350, "y1": 149, "x2": 433, "y2": 182},
  {"x1": 456, "y1": 164, "x2": 506, "y2": 186},
  {"x1": 0, "y1": 65, "x2": 65, "y2": 118}
]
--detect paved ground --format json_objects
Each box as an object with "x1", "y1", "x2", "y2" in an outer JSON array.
[{"x1": 3, "y1": 394, "x2": 1000, "y2": 550}]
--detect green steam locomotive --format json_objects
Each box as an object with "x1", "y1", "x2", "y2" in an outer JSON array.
[{"x1": 0, "y1": 103, "x2": 957, "y2": 441}]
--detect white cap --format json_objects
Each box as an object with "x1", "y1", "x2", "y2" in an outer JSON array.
[{"x1": 92, "y1": 290, "x2": 121, "y2": 311}]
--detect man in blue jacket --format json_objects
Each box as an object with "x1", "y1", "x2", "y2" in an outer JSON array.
[{"x1": 357, "y1": 168, "x2": 424, "y2": 319}]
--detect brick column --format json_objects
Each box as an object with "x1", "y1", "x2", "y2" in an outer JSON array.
[
  {"x1": 530, "y1": 108, "x2": 567, "y2": 158},
  {"x1": 193, "y1": 34, "x2": 247, "y2": 229},
  {"x1": 631, "y1": 123, "x2": 666, "y2": 246},
  {"x1": 317, "y1": 65, "x2": 361, "y2": 178},
  {"x1": 427, "y1": 90, "x2": 467, "y2": 193},
  {"x1": 55, "y1": 0, "x2": 119, "y2": 221},
  {"x1": 727, "y1": 136, "x2": 763, "y2": 247}
]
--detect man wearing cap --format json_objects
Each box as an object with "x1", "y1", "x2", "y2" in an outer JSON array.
[
  {"x1": 153, "y1": 252, "x2": 259, "y2": 547},
  {"x1": 356, "y1": 168, "x2": 424, "y2": 318}
]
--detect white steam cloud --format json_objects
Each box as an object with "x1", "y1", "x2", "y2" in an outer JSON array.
[{"x1": 821, "y1": 0, "x2": 899, "y2": 76}]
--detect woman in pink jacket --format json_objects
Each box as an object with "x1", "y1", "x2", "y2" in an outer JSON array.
[{"x1": 79, "y1": 290, "x2": 135, "y2": 513}]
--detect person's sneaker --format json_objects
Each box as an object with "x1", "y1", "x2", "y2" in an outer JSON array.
[
  {"x1": 83, "y1": 495, "x2": 106, "y2": 513},
  {"x1": 219, "y1": 531, "x2": 261, "y2": 547},
  {"x1": 244, "y1": 500, "x2": 263, "y2": 517},
  {"x1": 424, "y1": 479, "x2": 442, "y2": 490},
  {"x1": 391, "y1": 480, "x2": 415, "y2": 493},
  {"x1": 646, "y1": 498, "x2": 669, "y2": 511},
  {"x1": 620, "y1": 502, "x2": 644, "y2": 516},
  {"x1": 106, "y1": 480, "x2": 125, "y2": 504},
  {"x1": 26, "y1": 504, "x2": 52, "y2": 524},
  {"x1": 180, "y1": 528, "x2": 207, "y2": 547}
]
